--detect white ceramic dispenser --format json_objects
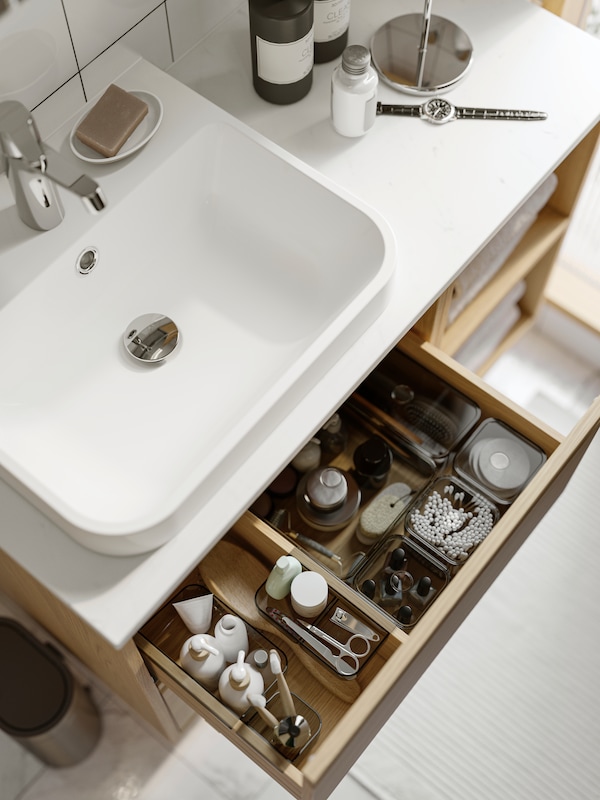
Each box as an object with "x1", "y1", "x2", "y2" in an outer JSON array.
[
  {"x1": 179, "y1": 634, "x2": 225, "y2": 691},
  {"x1": 214, "y1": 614, "x2": 249, "y2": 663},
  {"x1": 218, "y1": 650, "x2": 265, "y2": 715}
]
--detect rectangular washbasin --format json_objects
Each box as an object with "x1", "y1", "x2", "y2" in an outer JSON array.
[{"x1": 0, "y1": 121, "x2": 395, "y2": 554}]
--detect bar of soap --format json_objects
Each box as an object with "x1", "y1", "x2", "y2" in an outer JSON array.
[{"x1": 75, "y1": 84, "x2": 148, "y2": 158}]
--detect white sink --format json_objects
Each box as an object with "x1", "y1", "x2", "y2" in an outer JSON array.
[{"x1": 0, "y1": 120, "x2": 395, "y2": 555}]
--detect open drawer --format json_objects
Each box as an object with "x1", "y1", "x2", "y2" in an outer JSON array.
[{"x1": 136, "y1": 332, "x2": 600, "y2": 800}]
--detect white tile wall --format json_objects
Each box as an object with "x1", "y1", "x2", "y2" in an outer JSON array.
[
  {"x1": 61, "y1": 0, "x2": 161, "y2": 69},
  {"x1": 0, "y1": 0, "x2": 79, "y2": 110},
  {"x1": 0, "y1": 0, "x2": 242, "y2": 116},
  {"x1": 167, "y1": 0, "x2": 242, "y2": 61}
]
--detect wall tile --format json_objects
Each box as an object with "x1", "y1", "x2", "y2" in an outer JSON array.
[
  {"x1": 80, "y1": 45, "x2": 143, "y2": 101},
  {"x1": 0, "y1": 0, "x2": 78, "y2": 109},
  {"x1": 119, "y1": 5, "x2": 172, "y2": 71},
  {"x1": 62, "y1": 0, "x2": 162, "y2": 69},
  {"x1": 31, "y1": 76, "x2": 86, "y2": 139},
  {"x1": 166, "y1": 0, "x2": 242, "y2": 61}
]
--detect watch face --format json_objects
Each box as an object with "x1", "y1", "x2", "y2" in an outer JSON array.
[{"x1": 421, "y1": 98, "x2": 456, "y2": 124}]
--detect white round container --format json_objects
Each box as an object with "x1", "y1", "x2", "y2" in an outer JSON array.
[{"x1": 290, "y1": 571, "x2": 329, "y2": 618}]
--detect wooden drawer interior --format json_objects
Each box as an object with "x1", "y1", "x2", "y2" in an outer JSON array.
[{"x1": 136, "y1": 333, "x2": 599, "y2": 800}]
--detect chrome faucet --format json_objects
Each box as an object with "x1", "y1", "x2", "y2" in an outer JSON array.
[{"x1": 0, "y1": 100, "x2": 106, "y2": 231}]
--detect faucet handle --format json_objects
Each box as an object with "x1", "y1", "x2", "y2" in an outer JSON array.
[{"x1": 0, "y1": 100, "x2": 45, "y2": 167}]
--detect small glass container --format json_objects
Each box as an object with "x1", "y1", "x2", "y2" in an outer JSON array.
[
  {"x1": 454, "y1": 418, "x2": 547, "y2": 503},
  {"x1": 353, "y1": 436, "x2": 393, "y2": 489},
  {"x1": 296, "y1": 466, "x2": 361, "y2": 531},
  {"x1": 357, "y1": 350, "x2": 480, "y2": 462},
  {"x1": 331, "y1": 44, "x2": 378, "y2": 137},
  {"x1": 318, "y1": 412, "x2": 347, "y2": 459},
  {"x1": 405, "y1": 476, "x2": 498, "y2": 571}
]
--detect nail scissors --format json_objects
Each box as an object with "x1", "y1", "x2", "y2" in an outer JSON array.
[
  {"x1": 299, "y1": 619, "x2": 370, "y2": 656},
  {"x1": 267, "y1": 608, "x2": 360, "y2": 676}
]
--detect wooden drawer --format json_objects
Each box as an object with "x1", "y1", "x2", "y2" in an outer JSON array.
[{"x1": 136, "y1": 332, "x2": 600, "y2": 800}]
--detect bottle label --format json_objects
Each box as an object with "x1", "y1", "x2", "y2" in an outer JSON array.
[
  {"x1": 256, "y1": 29, "x2": 314, "y2": 85},
  {"x1": 314, "y1": 0, "x2": 350, "y2": 43}
]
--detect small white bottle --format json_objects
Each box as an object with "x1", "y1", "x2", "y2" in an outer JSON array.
[
  {"x1": 179, "y1": 634, "x2": 225, "y2": 691},
  {"x1": 331, "y1": 44, "x2": 378, "y2": 138},
  {"x1": 218, "y1": 650, "x2": 265, "y2": 715},
  {"x1": 265, "y1": 555, "x2": 303, "y2": 600},
  {"x1": 214, "y1": 614, "x2": 249, "y2": 663}
]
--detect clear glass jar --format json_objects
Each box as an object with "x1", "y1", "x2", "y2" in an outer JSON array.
[{"x1": 331, "y1": 44, "x2": 378, "y2": 137}]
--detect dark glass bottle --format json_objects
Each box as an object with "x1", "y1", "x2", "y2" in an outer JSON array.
[
  {"x1": 248, "y1": 0, "x2": 314, "y2": 104},
  {"x1": 314, "y1": 0, "x2": 351, "y2": 63}
]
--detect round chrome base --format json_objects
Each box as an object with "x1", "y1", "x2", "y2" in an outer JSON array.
[{"x1": 371, "y1": 13, "x2": 473, "y2": 96}]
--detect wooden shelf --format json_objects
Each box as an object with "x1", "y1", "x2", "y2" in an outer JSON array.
[
  {"x1": 545, "y1": 266, "x2": 600, "y2": 335},
  {"x1": 440, "y1": 207, "x2": 569, "y2": 355},
  {"x1": 413, "y1": 121, "x2": 600, "y2": 366}
]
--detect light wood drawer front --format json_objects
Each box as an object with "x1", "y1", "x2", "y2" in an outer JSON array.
[{"x1": 137, "y1": 335, "x2": 600, "y2": 800}]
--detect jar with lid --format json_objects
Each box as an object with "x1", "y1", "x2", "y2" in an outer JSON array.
[
  {"x1": 353, "y1": 436, "x2": 393, "y2": 490},
  {"x1": 296, "y1": 466, "x2": 360, "y2": 531},
  {"x1": 331, "y1": 44, "x2": 379, "y2": 137},
  {"x1": 314, "y1": 0, "x2": 351, "y2": 63}
]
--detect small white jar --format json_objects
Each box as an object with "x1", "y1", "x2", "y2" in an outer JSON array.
[
  {"x1": 290, "y1": 571, "x2": 329, "y2": 618},
  {"x1": 331, "y1": 44, "x2": 379, "y2": 137}
]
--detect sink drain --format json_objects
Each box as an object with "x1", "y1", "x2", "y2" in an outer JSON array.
[{"x1": 124, "y1": 314, "x2": 180, "y2": 363}]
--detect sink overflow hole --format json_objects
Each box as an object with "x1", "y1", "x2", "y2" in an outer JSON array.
[{"x1": 76, "y1": 247, "x2": 99, "y2": 275}]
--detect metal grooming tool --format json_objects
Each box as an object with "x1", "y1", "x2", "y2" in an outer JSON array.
[
  {"x1": 330, "y1": 607, "x2": 380, "y2": 642},
  {"x1": 269, "y1": 510, "x2": 343, "y2": 566},
  {"x1": 298, "y1": 620, "x2": 371, "y2": 662},
  {"x1": 287, "y1": 530, "x2": 343, "y2": 565},
  {"x1": 266, "y1": 608, "x2": 358, "y2": 676}
]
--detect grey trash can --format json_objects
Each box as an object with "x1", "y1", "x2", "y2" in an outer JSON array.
[{"x1": 0, "y1": 617, "x2": 102, "y2": 766}]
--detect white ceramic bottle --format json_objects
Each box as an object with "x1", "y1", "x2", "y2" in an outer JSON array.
[
  {"x1": 179, "y1": 634, "x2": 225, "y2": 691},
  {"x1": 218, "y1": 650, "x2": 265, "y2": 715},
  {"x1": 214, "y1": 614, "x2": 249, "y2": 663},
  {"x1": 331, "y1": 44, "x2": 378, "y2": 137}
]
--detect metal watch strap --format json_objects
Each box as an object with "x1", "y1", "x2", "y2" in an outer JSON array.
[
  {"x1": 455, "y1": 106, "x2": 548, "y2": 121},
  {"x1": 376, "y1": 102, "x2": 421, "y2": 117},
  {"x1": 377, "y1": 99, "x2": 547, "y2": 123}
]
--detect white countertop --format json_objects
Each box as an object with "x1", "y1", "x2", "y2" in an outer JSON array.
[{"x1": 2, "y1": 0, "x2": 600, "y2": 648}]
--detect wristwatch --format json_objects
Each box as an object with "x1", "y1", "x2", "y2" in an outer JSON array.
[{"x1": 376, "y1": 97, "x2": 548, "y2": 124}]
